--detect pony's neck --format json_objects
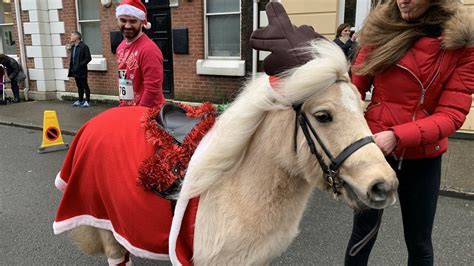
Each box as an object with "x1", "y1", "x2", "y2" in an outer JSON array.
[{"x1": 193, "y1": 109, "x2": 314, "y2": 265}]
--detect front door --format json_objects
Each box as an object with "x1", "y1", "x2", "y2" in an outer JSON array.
[{"x1": 143, "y1": 0, "x2": 174, "y2": 98}]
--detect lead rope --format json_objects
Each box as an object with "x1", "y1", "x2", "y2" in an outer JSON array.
[{"x1": 349, "y1": 209, "x2": 383, "y2": 256}]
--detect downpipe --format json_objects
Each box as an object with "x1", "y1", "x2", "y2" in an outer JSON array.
[
  {"x1": 252, "y1": 0, "x2": 258, "y2": 79},
  {"x1": 15, "y1": 0, "x2": 30, "y2": 101}
]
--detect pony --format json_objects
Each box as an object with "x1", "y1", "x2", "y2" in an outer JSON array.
[
  {"x1": 53, "y1": 3, "x2": 398, "y2": 265},
  {"x1": 53, "y1": 40, "x2": 398, "y2": 265}
]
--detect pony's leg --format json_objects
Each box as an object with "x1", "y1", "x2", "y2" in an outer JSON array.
[
  {"x1": 98, "y1": 229, "x2": 130, "y2": 266},
  {"x1": 70, "y1": 226, "x2": 129, "y2": 265},
  {"x1": 70, "y1": 225, "x2": 105, "y2": 255}
]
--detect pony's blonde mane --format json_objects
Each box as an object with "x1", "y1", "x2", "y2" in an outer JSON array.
[{"x1": 181, "y1": 40, "x2": 349, "y2": 199}]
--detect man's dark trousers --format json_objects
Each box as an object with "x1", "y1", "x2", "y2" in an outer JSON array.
[{"x1": 74, "y1": 77, "x2": 90, "y2": 102}]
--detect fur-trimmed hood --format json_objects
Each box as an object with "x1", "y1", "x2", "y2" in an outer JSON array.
[{"x1": 442, "y1": 7, "x2": 474, "y2": 49}]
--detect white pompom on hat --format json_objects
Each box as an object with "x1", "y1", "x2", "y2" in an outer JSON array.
[{"x1": 116, "y1": 0, "x2": 152, "y2": 29}]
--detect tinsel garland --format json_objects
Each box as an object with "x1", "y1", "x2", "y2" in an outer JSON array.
[{"x1": 138, "y1": 102, "x2": 217, "y2": 193}]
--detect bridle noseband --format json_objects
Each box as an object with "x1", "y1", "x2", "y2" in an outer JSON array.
[{"x1": 293, "y1": 103, "x2": 374, "y2": 194}]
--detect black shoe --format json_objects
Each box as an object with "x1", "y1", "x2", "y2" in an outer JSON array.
[{"x1": 12, "y1": 98, "x2": 20, "y2": 103}]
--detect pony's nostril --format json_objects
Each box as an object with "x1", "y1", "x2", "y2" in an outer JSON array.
[{"x1": 369, "y1": 181, "x2": 388, "y2": 202}]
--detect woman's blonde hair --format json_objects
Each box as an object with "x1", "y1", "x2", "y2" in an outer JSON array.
[{"x1": 354, "y1": 0, "x2": 459, "y2": 76}]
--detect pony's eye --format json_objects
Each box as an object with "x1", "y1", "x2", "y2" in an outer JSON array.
[{"x1": 314, "y1": 111, "x2": 332, "y2": 123}]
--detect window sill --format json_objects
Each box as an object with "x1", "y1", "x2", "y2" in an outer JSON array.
[
  {"x1": 88, "y1": 57, "x2": 107, "y2": 71},
  {"x1": 170, "y1": 0, "x2": 178, "y2": 7},
  {"x1": 196, "y1": 59, "x2": 245, "y2": 77}
]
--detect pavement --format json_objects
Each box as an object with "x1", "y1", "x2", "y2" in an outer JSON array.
[{"x1": 0, "y1": 99, "x2": 473, "y2": 198}]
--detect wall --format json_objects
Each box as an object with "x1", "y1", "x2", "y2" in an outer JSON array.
[
  {"x1": 281, "y1": 0, "x2": 338, "y2": 39},
  {"x1": 462, "y1": 2, "x2": 474, "y2": 132},
  {"x1": 170, "y1": 0, "x2": 245, "y2": 103},
  {"x1": 61, "y1": 0, "x2": 118, "y2": 96},
  {"x1": 60, "y1": 0, "x2": 249, "y2": 104}
]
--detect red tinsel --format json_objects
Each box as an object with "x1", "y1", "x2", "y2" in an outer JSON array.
[{"x1": 138, "y1": 102, "x2": 217, "y2": 193}]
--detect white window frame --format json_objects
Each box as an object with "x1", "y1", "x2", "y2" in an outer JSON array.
[
  {"x1": 75, "y1": 0, "x2": 107, "y2": 70},
  {"x1": 0, "y1": 1, "x2": 15, "y2": 55},
  {"x1": 203, "y1": 0, "x2": 242, "y2": 60},
  {"x1": 0, "y1": 22, "x2": 15, "y2": 55},
  {"x1": 75, "y1": 0, "x2": 103, "y2": 56}
]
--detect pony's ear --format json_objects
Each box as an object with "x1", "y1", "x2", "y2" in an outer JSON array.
[{"x1": 250, "y1": 2, "x2": 325, "y2": 76}]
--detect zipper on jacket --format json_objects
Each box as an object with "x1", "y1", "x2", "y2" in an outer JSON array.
[
  {"x1": 395, "y1": 64, "x2": 425, "y2": 169},
  {"x1": 395, "y1": 64, "x2": 428, "y2": 169},
  {"x1": 396, "y1": 64, "x2": 425, "y2": 115},
  {"x1": 394, "y1": 63, "x2": 442, "y2": 169},
  {"x1": 392, "y1": 53, "x2": 444, "y2": 169}
]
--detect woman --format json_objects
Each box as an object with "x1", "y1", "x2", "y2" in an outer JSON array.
[
  {"x1": 345, "y1": 0, "x2": 473, "y2": 265},
  {"x1": 333, "y1": 23, "x2": 356, "y2": 60},
  {"x1": 0, "y1": 54, "x2": 25, "y2": 103}
]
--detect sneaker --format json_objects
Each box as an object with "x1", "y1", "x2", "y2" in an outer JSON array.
[
  {"x1": 72, "y1": 100, "x2": 82, "y2": 107},
  {"x1": 81, "y1": 101, "x2": 90, "y2": 108}
]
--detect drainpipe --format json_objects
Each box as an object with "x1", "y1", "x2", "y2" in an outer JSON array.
[
  {"x1": 15, "y1": 0, "x2": 29, "y2": 101},
  {"x1": 252, "y1": 0, "x2": 258, "y2": 79}
]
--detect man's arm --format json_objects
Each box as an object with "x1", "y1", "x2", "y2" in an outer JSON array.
[
  {"x1": 139, "y1": 44, "x2": 164, "y2": 107},
  {"x1": 79, "y1": 44, "x2": 92, "y2": 68},
  {"x1": 7, "y1": 57, "x2": 20, "y2": 80}
]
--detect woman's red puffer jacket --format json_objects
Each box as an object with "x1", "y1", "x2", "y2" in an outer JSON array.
[{"x1": 353, "y1": 36, "x2": 474, "y2": 160}]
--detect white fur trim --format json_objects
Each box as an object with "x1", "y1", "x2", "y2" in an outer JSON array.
[
  {"x1": 168, "y1": 130, "x2": 216, "y2": 265},
  {"x1": 53, "y1": 215, "x2": 170, "y2": 261},
  {"x1": 116, "y1": 4, "x2": 146, "y2": 20},
  {"x1": 168, "y1": 198, "x2": 188, "y2": 266},
  {"x1": 144, "y1": 22, "x2": 151, "y2": 29},
  {"x1": 108, "y1": 256, "x2": 133, "y2": 265},
  {"x1": 55, "y1": 172, "x2": 67, "y2": 192},
  {"x1": 108, "y1": 256, "x2": 125, "y2": 265}
]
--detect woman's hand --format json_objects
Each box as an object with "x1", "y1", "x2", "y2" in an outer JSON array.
[
  {"x1": 373, "y1": 130, "x2": 397, "y2": 155},
  {"x1": 351, "y1": 32, "x2": 358, "y2": 42}
]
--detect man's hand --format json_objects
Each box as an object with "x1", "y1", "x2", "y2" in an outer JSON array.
[{"x1": 373, "y1": 130, "x2": 397, "y2": 155}]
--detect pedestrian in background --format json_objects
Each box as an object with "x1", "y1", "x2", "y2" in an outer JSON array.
[
  {"x1": 333, "y1": 23, "x2": 357, "y2": 61},
  {"x1": 0, "y1": 53, "x2": 26, "y2": 103},
  {"x1": 115, "y1": 0, "x2": 165, "y2": 107},
  {"x1": 68, "y1": 31, "x2": 92, "y2": 108},
  {"x1": 345, "y1": 0, "x2": 473, "y2": 265}
]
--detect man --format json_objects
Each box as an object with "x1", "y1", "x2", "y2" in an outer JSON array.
[
  {"x1": 115, "y1": 0, "x2": 165, "y2": 107},
  {"x1": 0, "y1": 54, "x2": 26, "y2": 103},
  {"x1": 68, "y1": 31, "x2": 92, "y2": 108}
]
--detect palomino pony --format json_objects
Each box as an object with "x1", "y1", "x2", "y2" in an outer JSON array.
[
  {"x1": 53, "y1": 40, "x2": 398, "y2": 265},
  {"x1": 53, "y1": 3, "x2": 398, "y2": 265}
]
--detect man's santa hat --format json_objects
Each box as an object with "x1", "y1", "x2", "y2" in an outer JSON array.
[{"x1": 116, "y1": 0, "x2": 152, "y2": 29}]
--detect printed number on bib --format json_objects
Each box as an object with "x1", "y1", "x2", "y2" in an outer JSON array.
[{"x1": 118, "y1": 79, "x2": 134, "y2": 100}]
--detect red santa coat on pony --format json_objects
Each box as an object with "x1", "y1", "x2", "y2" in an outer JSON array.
[{"x1": 53, "y1": 105, "x2": 216, "y2": 265}]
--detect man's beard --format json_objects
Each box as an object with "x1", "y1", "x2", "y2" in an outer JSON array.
[{"x1": 120, "y1": 26, "x2": 141, "y2": 40}]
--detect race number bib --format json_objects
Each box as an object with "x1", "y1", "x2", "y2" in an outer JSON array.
[
  {"x1": 118, "y1": 70, "x2": 134, "y2": 100},
  {"x1": 118, "y1": 79, "x2": 134, "y2": 100}
]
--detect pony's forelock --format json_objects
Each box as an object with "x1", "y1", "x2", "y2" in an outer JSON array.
[
  {"x1": 180, "y1": 40, "x2": 350, "y2": 199},
  {"x1": 281, "y1": 40, "x2": 350, "y2": 104}
]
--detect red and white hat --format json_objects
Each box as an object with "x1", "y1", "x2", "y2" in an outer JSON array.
[{"x1": 116, "y1": 0, "x2": 151, "y2": 29}]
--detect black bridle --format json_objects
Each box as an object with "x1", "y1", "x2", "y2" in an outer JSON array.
[{"x1": 293, "y1": 103, "x2": 374, "y2": 194}]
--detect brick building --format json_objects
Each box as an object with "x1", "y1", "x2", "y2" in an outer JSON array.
[{"x1": 1, "y1": 0, "x2": 473, "y2": 133}]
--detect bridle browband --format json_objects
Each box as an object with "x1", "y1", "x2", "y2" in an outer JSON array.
[{"x1": 292, "y1": 103, "x2": 374, "y2": 194}]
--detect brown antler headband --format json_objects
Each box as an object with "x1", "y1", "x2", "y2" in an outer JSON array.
[{"x1": 250, "y1": 2, "x2": 325, "y2": 76}]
